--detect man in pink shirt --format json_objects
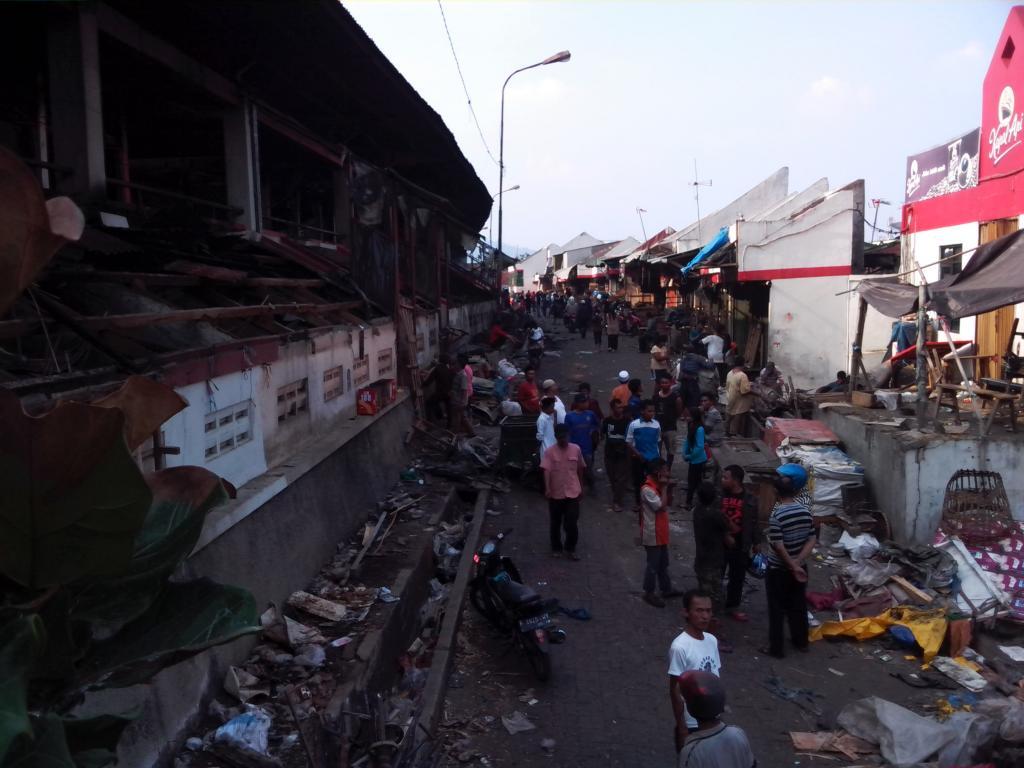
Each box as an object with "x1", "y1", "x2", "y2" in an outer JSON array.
[{"x1": 540, "y1": 423, "x2": 586, "y2": 561}]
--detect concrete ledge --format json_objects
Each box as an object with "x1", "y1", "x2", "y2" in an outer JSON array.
[{"x1": 416, "y1": 489, "x2": 490, "y2": 742}]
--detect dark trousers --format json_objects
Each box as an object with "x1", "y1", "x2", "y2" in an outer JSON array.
[
  {"x1": 631, "y1": 457, "x2": 648, "y2": 505},
  {"x1": 685, "y1": 461, "x2": 706, "y2": 505},
  {"x1": 725, "y1": 548, "x2": 748, "y2": 611},
  {"x1": 578, "y1": 318, "x2": 589, "y2": 339},
  {"x1": 765, "y1": 567, "x2": 809, "y2": 656},
  {"x1": 605, "y1": 451, "x2": 630, "y2": 508},
  {"x1": 607, "y1": 334, "x2": 619, "y2": 351},
  {"x1": 548, "y1": 497, "x2": 580, "y2": 553},
  {"x1": 643, "y1": 545, "x2": 672, "y2": 594},
  {"x1": 593, "y1": 327, "x2": 602, "y2": 346},
  {"x1": 695, "y1": 562, "x2": 725, "y2": 613}
]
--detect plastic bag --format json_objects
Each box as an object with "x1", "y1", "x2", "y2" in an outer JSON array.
[
  {"x1": 498, "y1": 359, "x2": 518, "y2": 379},
  {"x1": 812, "y1": 607, "x2": 947, "y2": 662},
  {"x1": 214, "y1": 709, "x2": 272, "y2": 755},
  {"x1": 500, "y1": 399, "x2": 523, "y2": 417},
  {"x1": 974, "y1": 696, "x2": 1024, "y2": 742},
  {"x1": 837, "y1": 696, "x2": 956, "y2": 765},
  {"x1": 936, "y1": 711, "x2": 999, "y2": 767},
  {"x1": 838, "y1": 531, "x2": 880, "y2": 562},
  {"x1": 844, "y1": 559, "x2": 900, "y2": 587}
]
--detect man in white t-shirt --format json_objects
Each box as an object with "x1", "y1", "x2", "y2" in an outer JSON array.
[
  {"x1": 541, "y1": 378, "x2": 566, "y2": 423},
  {"x1": 668, "y1": 589, "x2": 721, "y2": 752},
  {"x1": 701, "y1": 331, "x2": 725, "y2": 364},
  {"x1": 535, "y1": 397, "x2": 558, "y2": 461}
]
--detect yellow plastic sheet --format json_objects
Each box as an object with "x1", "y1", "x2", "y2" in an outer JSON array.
[{"x1": 810, "y1": 606, "x2": 948, "y2": 662}]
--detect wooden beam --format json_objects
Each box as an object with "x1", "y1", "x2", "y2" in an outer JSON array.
[
  {"x1": 47, "y1": 270, "x2": 326, "y2": 289},
  {"x1": 0, "y1": 301, "x2": 363, "y2": 338}
]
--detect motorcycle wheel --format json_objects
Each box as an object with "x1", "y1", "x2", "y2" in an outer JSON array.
[
  {"x1": 469, "y1": 583, "x2": 503, "y2": 627},
  {"x1": 523, "y1": 632, "x2": 552, "y2": 682}
]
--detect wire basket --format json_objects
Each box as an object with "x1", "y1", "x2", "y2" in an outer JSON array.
[{"x1": 940, "y1": 469, "x2": 1014, "y2": 546}]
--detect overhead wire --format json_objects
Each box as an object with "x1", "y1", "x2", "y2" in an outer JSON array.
[{"x1": 436, "y1": 0, "x2": 499, "y2": 166}]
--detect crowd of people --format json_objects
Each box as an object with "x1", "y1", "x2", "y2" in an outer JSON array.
[{"x1": 429, "y1": 294, "x2": 827, "y2": 764}]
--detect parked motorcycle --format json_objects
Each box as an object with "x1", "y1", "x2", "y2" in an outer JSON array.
[{"x1": 469, "y1": 529, "x2": 565, "y2": 680}]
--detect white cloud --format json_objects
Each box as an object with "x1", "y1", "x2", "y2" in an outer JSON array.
[
  {"x1": 953, "y1": 40, "x2": 985, "y2": 60},
  {"x1": 809, "y1": 75, "x2": 842, "y2": 97},
  {"x1": 801, "y1": 75, "x2": 874, "y2": 113},
  {"x1": 505, "y1": 76, "x2": 569, "y2": 106}
]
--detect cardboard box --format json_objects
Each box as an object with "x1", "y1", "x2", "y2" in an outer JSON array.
[{"x1": 851, "y1": 391, "x2": 875, "y2": 408}]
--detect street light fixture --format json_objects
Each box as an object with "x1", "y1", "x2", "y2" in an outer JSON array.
[
  {"x1": 496, "y1": 50, "x2": 571, "y2": 300},
  {"x1": 488, "y1": 185, "x2": 520, "y2": 246}
]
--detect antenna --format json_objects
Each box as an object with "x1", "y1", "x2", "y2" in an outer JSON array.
[
  {"x1": 692, "y1": 160, "x2": 712, "y2": 244},
  {"x1": 870, "y1": 198, "x2": 891, "y2": 242},
  {"x1": 635, "y1": 207, "x2": 648, "y2": 245}
]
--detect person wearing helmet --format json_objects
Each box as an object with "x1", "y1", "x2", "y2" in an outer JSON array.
[
  {"x1": 676, "y1": 670, "x2": 757, "y2": 767},
  {"x1": 763, "y1": 463, "x2": 815, "y2": 659}
]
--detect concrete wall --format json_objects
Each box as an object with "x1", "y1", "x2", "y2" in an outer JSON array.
[
  {"x1": 448, "y1": 300, "x2": 493, "y2": 338},
  {"x1": 817, "y1": 407, "x2": 1024, "y2": 544},
  {"x1": 111, "y1": 396, "x2": 415, "y2": 768},
  {"x1": 766, "y1": 273, "x2": 851, "y2": 387}
]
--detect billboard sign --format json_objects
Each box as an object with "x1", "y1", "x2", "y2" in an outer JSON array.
[{"x1": 905, "y1": 129, "x2": 980, "y2": 203}]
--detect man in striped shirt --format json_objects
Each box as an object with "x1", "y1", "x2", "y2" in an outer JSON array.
[{"x1": 762, "y1": 464, "x2": 815, "y2": 659}]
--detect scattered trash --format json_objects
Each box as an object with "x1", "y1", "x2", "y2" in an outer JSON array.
[
  {"x1": 501, "y1": 711, "x2": 536, "y2": 735},
  {"x1": 789, "y1": 731, "x2": 877, "y2": 760},
  {"x1": 931, "y1": 655, "x2": 988, "y2": 692},
  {"x1": 486, "y1": 508, "x2": 502, "y2": 516},
  {"x1": 540, "y1": 737, "x2": 556, "y2": 755},
  {"x1": 213, "y1": 709, "x2": 274, "y2": 760},
  {"x1": 838, "y1": 531, "x2": 880, "y2": 561},
  {"x1": 184, "y1": 737, "x2": 203, "y2": 752},
  {"x1": 224, "y1": 666, "x2": 270, "y2": 703},
  {"x1": 400, "y1": 467, "x2": 425, "y2": 484},
  {"x1": 286, "y1": 590, "x2": 347, "y2": 621},
  {"x1": 762, "y1": 675, "x2": 822, "y2": 715},
  {"x1": 811, "y1": 606, "x2": 947, "y2": 662},
  {"x1": 827, "y1": 667, "x2": 845, "y2": 677},
  {"x1": 557, "y1": 606, "x2": 590, "y2": 621},
  {"x1": 837, "y1": 696, "x2": 957, "y2": 765},
  {"x1": 329, "y1": 635, "x2": 354, "y2": 648},
  {"x1": 378, "y1": 586, "x2": 401, "y2": 604},
  {"x1": 1000, "y1": 645, "x2": 1024, "y2": 663},
  {"x1": 284, "y1": 616, "x2": 325, "y2": 649},
  {"x1": 293, "y1": 644, "x2": 326, "y2": 668}
]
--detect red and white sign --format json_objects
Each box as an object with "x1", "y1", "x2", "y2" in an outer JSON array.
[{"x1": 981, "y1": 7, "x2": 1024, "y2": 180}]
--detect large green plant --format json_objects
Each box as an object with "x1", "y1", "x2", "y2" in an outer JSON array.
[
  {"x1": 0, "y1": 378, "x2": 261, "y2": 767},
  {"x1": 0, "y1": 150, "x2": 260, "y2": 766}
]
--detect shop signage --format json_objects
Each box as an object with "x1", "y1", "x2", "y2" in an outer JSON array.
[
  {"x1": 988, "y1": 85, "x2": 1024, "y2": 167},
  {"x1": 904, "y1": 129, "x2": 980, "y2": 203}
]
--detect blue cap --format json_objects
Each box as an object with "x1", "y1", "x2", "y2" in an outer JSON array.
[{"x1": 776, "y1": 463, "x2": 808, "y2": 492}]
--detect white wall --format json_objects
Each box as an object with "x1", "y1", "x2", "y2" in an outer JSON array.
[
  {"x1": 415, "y1": 312, "x2": 441, "y2": 367},
  {"x1": 767, "y1": 274, "x2": 851, "y2": 387},
  {"x1": 164, "y1": 371, "x2": 270, "y2": 490},
  {"x1": 903, "y1": 222, "x2": 980, "y2": 342}
]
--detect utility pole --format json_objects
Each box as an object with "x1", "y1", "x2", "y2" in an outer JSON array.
[
  {"x1": 870, "y1": 199, "x2": 891, "y2": 242},
  {"x1": 636, "y1": 207, "x2": 648, "y2": 244},
  {"x1": 692, "y1": 160, "x2": 712, "y2": 244}
]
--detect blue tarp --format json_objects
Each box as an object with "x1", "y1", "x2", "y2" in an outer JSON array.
[{"x1": 680, "y1": 226, "x2": 730, "y2": 275}]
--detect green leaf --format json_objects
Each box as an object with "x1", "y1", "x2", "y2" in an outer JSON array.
[
  {"x1": 5, "y1": 714, "x2": 74, "y2": 768},
  {"x1": 0, "y1": 392, "x2": 152, "y2": 589},
  {"x1": 71, "y1": 467, "x2": 232, "y2": 626},
  {"x1": 0, "y1": 615, "x2": 46, "y2": 764},
  {"x1": 76, "y1": 579, "x2": 259, "y2": 690}
]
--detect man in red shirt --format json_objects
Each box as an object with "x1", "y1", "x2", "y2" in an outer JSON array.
[
  {"x1": 541, "y1": 424, "x2": 586, "y2": 561},
  {"x1": 517, "y1": 365, "x2": 541, "y2": 414}
]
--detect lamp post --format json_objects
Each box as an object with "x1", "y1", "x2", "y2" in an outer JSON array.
[
  {"x1": 488, "y1": 185, "x2": 520, "y2": 247},
  {"x1": 497, "y1": 50, "x2": 571, "y2": 301}
]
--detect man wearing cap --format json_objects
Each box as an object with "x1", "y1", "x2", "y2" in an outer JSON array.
[
  {"x1": 540, "y1": 423, "x2": 586, "y2": 560},
  {"x1": 668, "y1": 589, "x2": 720, "y2": 752},
  {"x1": 541, "y1": 378, "x2": 566, "y2": 423},
  {"x1": 676, "y1": 670, "x2": 757, "y2": 767},
  {"x1": 611, "y1": 370, "x2": 632, "y2": 410},
  {"x1": 535, "y1": 396, "x2": 558, "y2": 461},
  {"x1": 763, "y1": 464, "x2": 816, "y2": 658}
]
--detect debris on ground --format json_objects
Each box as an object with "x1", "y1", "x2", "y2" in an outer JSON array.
[{"x1": 500, "y1": 711, "x2": 536, "y2": 735}]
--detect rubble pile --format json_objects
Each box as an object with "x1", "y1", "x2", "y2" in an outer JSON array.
[{"x1": 173, "y1": 481, "x2": 465, "y2": 768}]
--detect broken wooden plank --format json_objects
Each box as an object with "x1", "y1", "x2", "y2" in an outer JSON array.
[
  {"x1": 0, "y1": 301, "x2": 363, "y2": 338},
  {"x1": 287, "y1": 591, "x2": 347, "y2": 621},
  {"x1": 888, "y1": 575, "x2": 933, "y2": 604}
]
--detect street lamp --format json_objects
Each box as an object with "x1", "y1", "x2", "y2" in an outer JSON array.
[
  {"x1": 497, "y1": 50, "x2": 571, "y2": 300},
  {"x1": 488, "y1": 185, "x2": 520, "y2": 246}
]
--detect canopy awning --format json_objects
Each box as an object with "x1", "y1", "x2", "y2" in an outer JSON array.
[
  {"x1": 680, "y1": 227, "x2": 730, "y2": 275},
  {"x1": 857, "y1": 229, "x2": 1024, "y2": 319},
  {"x1": 553, "y1": 265, "x2": 576, "y2": 283}
]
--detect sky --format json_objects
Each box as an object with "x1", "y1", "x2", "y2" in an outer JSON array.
[{"x1": 345, "y1": 0, "x2": 1014, "y2": 254}]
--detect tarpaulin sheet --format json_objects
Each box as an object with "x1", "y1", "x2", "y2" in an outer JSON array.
[
  {"x1": 931, "y1": 229, "x2": 1024, "y2": 319},
  {"x1": 810, "y1": 606, "x2": 947, "y2": 661},
  {"x1": 856, "y1": 278, "x2": 920, "y2": 318},
  {"x1": 680, "y1": 226, "x2": 729, "y2": 275},
  {"x1": 858, "y1": 229, "x2": 1024, "y2": 319},
  {"x1": 763, "y1": 417, "x2": 839, "y2": 453}
]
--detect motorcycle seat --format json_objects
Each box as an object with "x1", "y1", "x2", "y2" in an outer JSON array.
[{"x1": 494, "y1": 578, "x2": 541, "y2": 606}]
